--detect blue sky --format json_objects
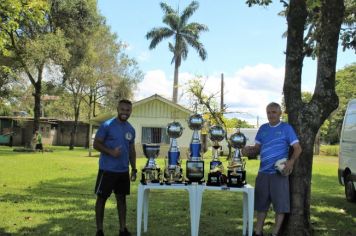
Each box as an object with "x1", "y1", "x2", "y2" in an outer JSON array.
[{"x1": 98, "y1": 0, "x2": 355, "y2": 125}]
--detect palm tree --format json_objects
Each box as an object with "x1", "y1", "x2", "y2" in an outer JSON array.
[{"x1": 146, "y1": 1, "x2": 208, "y2": 103}]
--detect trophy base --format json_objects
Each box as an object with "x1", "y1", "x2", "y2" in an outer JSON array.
[
  {"x1": 227, "y1": 170, "x2": 246, "y2": 187},
  {"x1": 186, "y1": 179, "x2": 205, "y2": 185},
  {"x1": 141, "y1": 168, "x2": 161, "y2": 185},
  {"x1": 163, "y1": 167, "x2": 184, "y2": 185},
  {"x1": 186, "y1": 160, "x2": 204, "y2": 184},
  {"x1": 207, "y1": 172, "x2": 227, "y2": 186},
  {"x1": 164, "y1": 180, "x2": 185, "y2": 185}
]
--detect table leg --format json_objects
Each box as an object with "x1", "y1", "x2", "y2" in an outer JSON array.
[
  {"x1": 188, "y1": 187, "x2": 197, "y2": 236},
  {"x1": 195, "y1": 185, "x2": 204, "y2": 236},
  {"x1": 242, "y1": 192, "x2": 248, "y2": 236},
  {"x1": 137, "y1": 185, "x2": 144, "y2": 236},
  {"x1": 143, "y1": 189, "x2": 150, "y2": 232},
  {"x1": 247, "y1": 188, "x2": 254, "y2": 236}
]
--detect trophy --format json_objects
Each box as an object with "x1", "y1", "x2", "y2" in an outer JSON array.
[
  {"x1": 163, "y1": 121, "x2": 184, "y2": 184},
  {"x1": 207, "y1": 125, "x2": 226, "y2": 186},
  {"x1": 141, "y1": 143, "x2": 161, "y2": 184},
  {"x1": 227, "y1": 130, "x2": 247, "y2": 187},
  {"x1": 186, "y1": 114, "x2": 205, "y2": 183}
]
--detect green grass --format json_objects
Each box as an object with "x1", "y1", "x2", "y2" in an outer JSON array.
[{"x1": 0, "y1": 146, "x2": 355, "y2": 235}]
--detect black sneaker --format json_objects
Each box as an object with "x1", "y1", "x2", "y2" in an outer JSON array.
[
  {"x1": 119, "y1": 228, "x2": 131, "y2": 236},
  {"x1": 96, "y1": 229, "x2": 104, "y2": 236}
]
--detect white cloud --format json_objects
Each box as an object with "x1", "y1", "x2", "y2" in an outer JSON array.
[
  {"x1": 134, "y1": 64, "x2": 285, "y2": 126},
  {"x1": 133, "y1": 70, "x2": 171, "y2": 101}
]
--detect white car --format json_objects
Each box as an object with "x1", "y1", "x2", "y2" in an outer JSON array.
[{"x1": 338, "y1": 99, "x2": 356, "y2": 202}]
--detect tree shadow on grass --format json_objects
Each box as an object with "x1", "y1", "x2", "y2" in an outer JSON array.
[
  {"x1": 310, "y1": 173, "x2": 356, "y2": 236},
  {"x1": 0, "y1": 175, "x2": 139, "y2": 236},
  {"x1": 0, "y1": 175, "x2": 200, "y2": 236},
  {"x1": 0, "y1": 148, "x2": 32, "y2": 157}
]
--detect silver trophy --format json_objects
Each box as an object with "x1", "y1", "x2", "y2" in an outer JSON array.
[
  {"x1": 186, "y1": 113, "x2": 205, "y2": 183},
  {"x1": 141, "y1": 143, "x2": 161, "y2": 184},
  {"x1": 227, "y1": 130, "x2": 247, "y2": 187},
  {"x1": 207, "y1": 125, "x2": 226, "y2": 186},
  {"x1": 164, "y1": 122, "x2": 184, "y2": 184}
]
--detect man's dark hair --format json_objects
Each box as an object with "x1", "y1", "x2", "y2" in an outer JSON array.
[
  {"x1": 267, "y1": 102, "x2": 281, "y2": 111},
  {"x1": 118, "y1": 99, "x2": 132, "y2": 106}
]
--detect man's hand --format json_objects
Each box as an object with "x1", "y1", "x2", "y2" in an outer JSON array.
[
  {"x1": 110, "y1": 146, "x2": 122, "y2": 158},
  {"x1": 130, "y1": 169, "x2": 137, "y2": 181},
  {"x1": 283, "y1": 159, "x2": 295, "y2": 175},
  {"x1": 241, "y1": 145, "x2": 260, "y2": 157}
]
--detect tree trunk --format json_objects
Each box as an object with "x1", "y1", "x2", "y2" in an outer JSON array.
[
  {"x1": 69, "y1": 97, "x2": 81, "y2": 150},
  {"x1": 33, "y1": 66, "x2": 43, "y2": 133},
  {"x1": 314, "y1": 130, "x2": 320, "y2": 155},
  {"x1": 281, "y1": 0, "x2": 344, "y2": 235},
  {"x1": 172, "y1": 60, "x2": 179, "y2": 104}
]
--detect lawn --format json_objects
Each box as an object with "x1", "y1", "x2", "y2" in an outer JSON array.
[{"x1": 0, "y1": 146, "x2": 355, "y2": 236}]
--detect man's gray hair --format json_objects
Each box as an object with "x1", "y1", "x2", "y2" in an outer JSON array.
[{"x1": 266, "y1": 102, "x2": 281, "y2": 111}]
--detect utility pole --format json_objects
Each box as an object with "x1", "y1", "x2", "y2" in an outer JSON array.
[{"x1": 220, "y1": 73, "x2": 224, "y2": 112}]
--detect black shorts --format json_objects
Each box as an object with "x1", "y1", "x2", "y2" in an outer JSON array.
[
  {"x1": 35, "y1": 144, "x2": 43, "y2": 150},
  {"x1": 94, "y1": 169, "x2": 130, "y2": 199}
]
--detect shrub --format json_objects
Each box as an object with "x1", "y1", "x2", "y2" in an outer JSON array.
[{"x1": 319, "y1": 145, "x2": 339, "y2": 156}]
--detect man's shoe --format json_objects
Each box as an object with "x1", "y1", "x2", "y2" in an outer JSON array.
[
  {"x1": 119, "y1": 228, "x2": 131, "y2": 236},
  {"x1": 96, "y1": 229, "x2": 104, "y2": 236},
  {"x1": 252, "y1": 232, "x2": 263, "y2": 236}
]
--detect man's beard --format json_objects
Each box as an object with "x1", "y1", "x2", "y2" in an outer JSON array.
[{"x1": 118, "y1": 114, "x2": 128, "y2": 121}]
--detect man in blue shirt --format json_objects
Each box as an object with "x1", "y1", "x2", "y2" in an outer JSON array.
[
  {"x1": 242, "y1": 102, "x2": 302, "y2": 236},
  {"x1": 93, "y1": 99, "x2": 137, "y2": 236}
]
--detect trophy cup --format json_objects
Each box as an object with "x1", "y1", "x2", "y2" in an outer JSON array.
[
  {"x1": 207, "y1": 125, "x2": 226, "y2": 186},
  {"x1": 141, "y1": 143, "x2": 161, "y2": 184},
  {"x1": 186, "y1": 114, "x2": 205, "y2": 183},
  {"x1": 227, "y1": 130, "x2": 247, "y2": 187},
  {"x1": 163, "y1": 121, "x2": 184, "y2": 184}
]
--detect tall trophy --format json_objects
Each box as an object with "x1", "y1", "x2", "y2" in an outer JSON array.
[
  {"x1": 163, "y1": 121, "x2": 184, "y2": 184},
  {"x1": 186, "y1": 114, "x2": 205, "y2": 183},
  {"x1": 227, "y1": 130, "x2": 247, "y2": 187},
  {"x1": 207, "y1": 125, "x2": 226, "y2": 186},
  {"x1": 141, "y1": 143, "x2": 161, "y2": 184}
]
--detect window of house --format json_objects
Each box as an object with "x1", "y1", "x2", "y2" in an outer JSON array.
[{"x1": 142, "y1": 127, "x2": 169, "y2": 144}]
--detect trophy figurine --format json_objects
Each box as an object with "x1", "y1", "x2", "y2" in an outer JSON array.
[
  {"x1": 207, "y1": 125, "x2": 226, "y2": 186},
  {"x1": 186, "y1": 114, "x2": 205, "y2": 183},
  {"x1": 141, "y1": 143, "x2": 161, "y2": 184},
  {"x1": 163, "y1": 121, "x2": 184, "y2": 184},
  {"x1": 227, "y1": 130, "x2": 247, "y2": 187}
]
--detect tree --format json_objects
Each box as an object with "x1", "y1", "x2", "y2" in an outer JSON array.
[
  {"x1": 146, "y1": 1, "x2": 208, "y2": 103},
  {"x1": 247, "y1": 0, "x2": 353, "y2": 235},
  {"x1": 321, "y1": 63, "x2": 356, "y2": 143},
  {"x1": 50, "y1": 0, "x2": 105, "y2": 149},
  {"x1": 0, "y1": 0, "x2": 70, "y2": 133}
]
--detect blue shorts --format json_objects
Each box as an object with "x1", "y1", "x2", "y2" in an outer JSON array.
[
  {"x1": 254, "y1": 172, "x2": 290, "y2": 213},
  {"x1": 94, "y1": 169, "x2": 130, "y2": 199}
]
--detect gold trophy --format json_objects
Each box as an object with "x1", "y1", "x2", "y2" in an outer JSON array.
[
  {"x1": 227, "y1": 130, "x2": 247, "y2": 187},
  {"x1": 163, "y1": 121, "x2": 184, "y2": 184},
  {"x1": 141, "y1": 143, "x2": 161, "y2": 184},
  {"x1": 207, "y1": 125, "x2": 226, "y2": 186}
]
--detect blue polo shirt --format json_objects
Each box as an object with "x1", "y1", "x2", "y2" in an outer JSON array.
[
  {"x1": 255, "y1": 121, "x2": 299, "y2": 174},
  {"x1": 95, "y1": 118, "x2": 135, "y2": 173}
]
